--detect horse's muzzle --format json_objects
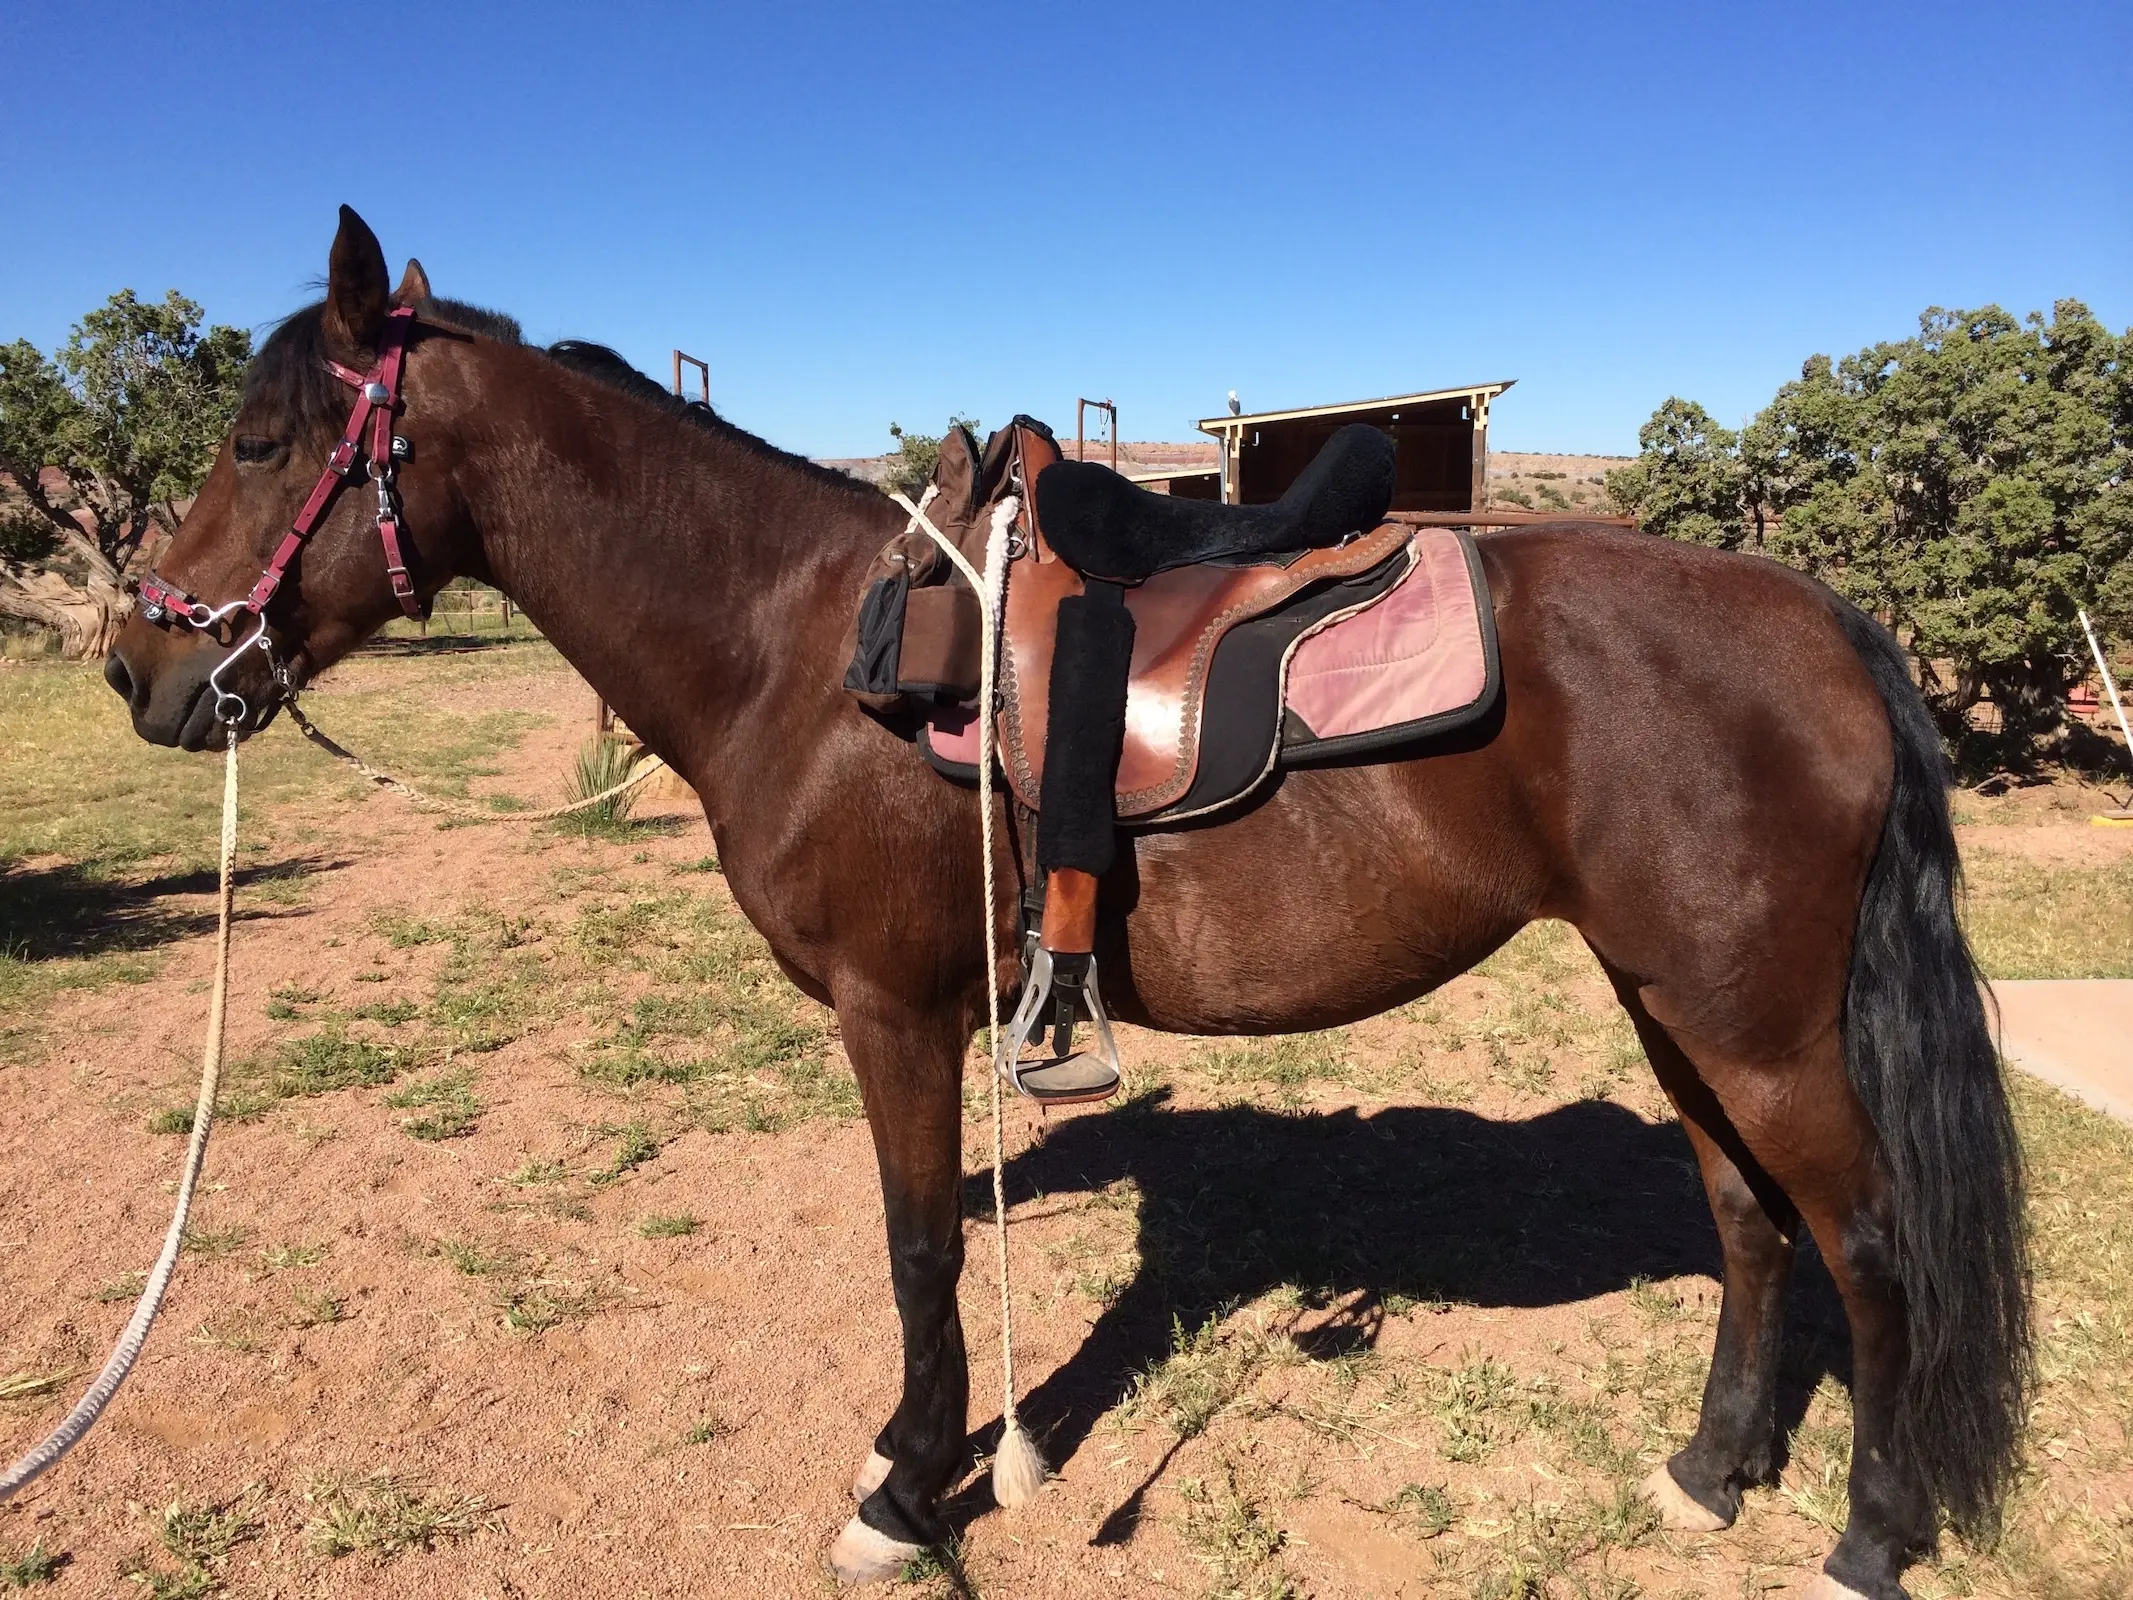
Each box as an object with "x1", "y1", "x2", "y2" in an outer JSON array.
[{"x1": 105, "y1": 631, "x2": 279, "y2": 750}]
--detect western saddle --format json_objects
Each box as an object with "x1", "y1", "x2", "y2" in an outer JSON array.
[{"x1": 847, "y1": 415, "x2": 1400, "y2": 1105}]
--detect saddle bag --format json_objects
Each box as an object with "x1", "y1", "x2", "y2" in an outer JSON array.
[
  {"x1": 841, "y1": 537, "x2": 982, "y2": 714},
  {"x1": 841, "y1": 422, "x2": 1015, "y2": 716}
]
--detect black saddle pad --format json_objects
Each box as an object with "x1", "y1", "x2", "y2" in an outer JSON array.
[{"x1": 1035, "y1": 423, "x2": 1396, "y2": 584}]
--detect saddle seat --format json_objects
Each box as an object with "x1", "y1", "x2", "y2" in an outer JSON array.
[{"x1": 1034, "y1": 422, "x2": 1397, "y2": 584}]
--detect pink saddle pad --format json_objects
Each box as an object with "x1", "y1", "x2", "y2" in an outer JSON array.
[
  {"x1": 1281, "y1": 526, "x2": 1493, "y2": 754},
  {"x1": 921, "y1": 525, "x2": 1497, "y2": 791}
]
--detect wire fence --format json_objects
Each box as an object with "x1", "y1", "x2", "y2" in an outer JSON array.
[{"x1": 371, "y1": 584, "x2": 545, "y2": 645}]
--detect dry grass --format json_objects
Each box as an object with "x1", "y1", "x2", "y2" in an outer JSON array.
[
  {"x1": 420, "y1": 1233, "x2": 617, "y2": 1336},
  {"x1": 552, "y1": 732, "x2": 645, "y2": 838},
  {"x1": 1175, "y1": 1460, "x2": 1295, "y2": 1597},
  {"x1": 0, "y1": 1539, "x2": 64, "y2": 1588},
  {"x1": 301, "y1": 1470, "x2": 492, "y2": 1560},
  {"x1": 1118, "y1": 1312, "x2": 1304, "y2": 1443},
  {"x1": 0, "y1": 647, "x2": 553, "y2": 874},
  {"x1": 115, "y1": 1494, "x2": 265, "y2": 1598},
  {"x1": 637, "y1": 1211, "x2": 701, "y2": 1238},
  {"x1": 0, "y1": 1369, "x2": 81, "y2": 1408},
  {"x1": 380, "y1": 1063, "x2": 482, "y2": 1141},
  {"x1": 1963, "y1": 852, "x2": 2133, "y2": 978}
]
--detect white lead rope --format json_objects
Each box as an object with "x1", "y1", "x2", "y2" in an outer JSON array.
[
  {"x1": 2079, "y1": 607, "x2": 2133, "y2": 774},
  {"x1": 1, "y1": 731, "x2": 239, "y2": 1504},
  {"x1": 1, "y1": 682, "x2": 662, "y2": 1503},
  {"x1": 888, "y1": 488, "x2": 1046, "y2": 1505}
]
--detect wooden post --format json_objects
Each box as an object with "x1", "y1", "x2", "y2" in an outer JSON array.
[
  {"x1": 672, "y1": 350, "x2": 710, "y2": 405},
  {"x1": 1076, "y1": 398, "x2": 1118, "y2": 470},
  {"x1": 1470, "y1": 391, "x2": 1491, "y2": 515}
]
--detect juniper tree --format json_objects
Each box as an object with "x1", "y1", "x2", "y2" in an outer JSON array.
[
  {"x1": 1612, "y1": 301, "x2": 2133, "y2": 759},
  {"x1": 0, "y1": 290, "x2": 249, "y2": 658}
]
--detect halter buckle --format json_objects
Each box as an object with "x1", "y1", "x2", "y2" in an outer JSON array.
[
  {"x1": 138, "y1": 577, "x2": 214, "y2": 630},
  {"x1": 363, "y1": 380, "x2": 391, "y2": 404}
]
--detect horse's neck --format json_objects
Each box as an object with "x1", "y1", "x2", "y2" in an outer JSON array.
[{"x1": 453, "y1": 368, "x2": 896, "y2": 808}]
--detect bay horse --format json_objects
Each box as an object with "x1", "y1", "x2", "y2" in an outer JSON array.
[{"x1": 104, "y1": 208, "x2": 2028, "y2": 1598}]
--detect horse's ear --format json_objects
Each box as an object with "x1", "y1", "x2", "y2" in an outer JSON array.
[
  {"x1": 393, "y1": 257, "x2": 432, "y2": 306},
  {"x1": 324, "y1": 204, "x2": 391, "y2": 357}
]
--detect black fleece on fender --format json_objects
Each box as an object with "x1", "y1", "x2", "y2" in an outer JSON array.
[{"x1": 1037, "y1": 583, "x2": 1135, "y2": 877}]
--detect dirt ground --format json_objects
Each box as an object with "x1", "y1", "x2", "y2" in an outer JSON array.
[
  {"x1": 3, "y1": 646, "x2": 2130, "y2": 1600},
  {"x1": 1481, "y1": 456, "x2": 1630, "y2": 521}
]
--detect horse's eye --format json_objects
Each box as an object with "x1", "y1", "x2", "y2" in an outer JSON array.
[{"x1": 233, "y1": 436, "x2": 280, "y2": 464}]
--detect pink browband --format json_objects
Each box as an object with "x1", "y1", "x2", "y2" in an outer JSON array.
[{"x1": 138, "y1": 306, "x2": 424, "y2": 629}]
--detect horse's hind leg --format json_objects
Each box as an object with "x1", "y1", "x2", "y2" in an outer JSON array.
[
  {"x1": 1746, "y1": 1085, "x2": 1933, "y2": 1599},
  {"x1": 1731, "y1": 1064, "x2": 1930, "y2": 1598},
  {"x1": 1620, "y1": 993, "x2": 1935, "y2": 1596},
  {"x1": 1611, "y1": 979, "x2": 1799, "y2": 1530}
]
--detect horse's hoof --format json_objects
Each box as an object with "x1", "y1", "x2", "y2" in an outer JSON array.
[
  {"x1": 828, "y1": 1515, "x2": 923, "y2": 1586},
  {"x1": 852, "y1": 1449, "x2": 893, "y2": 1500},
  {"x1": 1640, "y1": 1463, "x2": 1731, "y2": 1532},
  {"x1": 1802, "y1": 1577, "x2": 1875, "y2": 1600}
]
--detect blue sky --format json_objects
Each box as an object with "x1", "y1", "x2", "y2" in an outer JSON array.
[{"x1": 3, "y1": 1, "x2": 2126, "y2": 457}]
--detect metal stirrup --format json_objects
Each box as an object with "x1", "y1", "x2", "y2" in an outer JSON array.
[{"x1": 996, "y1": 946, "x2": 1122, "y2": 1102}]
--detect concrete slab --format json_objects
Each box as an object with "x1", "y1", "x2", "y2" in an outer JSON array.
[{"x1": 1990, "y1": 980, "x2": 2133, "y2": 1124}]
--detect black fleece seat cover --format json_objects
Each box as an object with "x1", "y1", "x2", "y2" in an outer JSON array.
[{"x1": 1034, "y1": 422, "x2": 1398, "y2": 584}]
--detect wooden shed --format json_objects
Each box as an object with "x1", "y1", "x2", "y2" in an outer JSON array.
[{"x1": 1198, "y1": 382, "x2": 1515, "y2": 511}]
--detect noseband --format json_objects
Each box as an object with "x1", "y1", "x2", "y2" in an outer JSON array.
[{"x1": 137, "y1": 306, "x2": 426, "y2": 724}]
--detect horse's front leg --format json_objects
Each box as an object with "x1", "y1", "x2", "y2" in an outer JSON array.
[{"x1": 829, "y1": 994, "x2": 972, "y2": 1584}]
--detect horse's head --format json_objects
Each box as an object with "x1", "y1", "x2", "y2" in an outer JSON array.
[{"x1": 106, "y1": 206, "x2": 486, "y2": 748}]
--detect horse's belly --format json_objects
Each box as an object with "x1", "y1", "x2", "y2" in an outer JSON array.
[{"x1": 1101, "y1": 762, "x2": 1535, "y2": 1035}]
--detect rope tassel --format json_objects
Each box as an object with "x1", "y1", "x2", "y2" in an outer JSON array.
[{"x1": 891, "y1": 489, "x2": 1049, "y2": 1508}]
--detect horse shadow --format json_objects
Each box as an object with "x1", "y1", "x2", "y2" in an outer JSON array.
[
  {"x1": 0, "y1": 854, "x2": 352, "y2": 961},
  {"x1": 954, "y1": 1087, "x2": 1849, "y2": 1536}
]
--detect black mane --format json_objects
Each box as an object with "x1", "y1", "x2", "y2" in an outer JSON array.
[{"x1": 243, "y1": 297, "x2": 875, "y2": 502}]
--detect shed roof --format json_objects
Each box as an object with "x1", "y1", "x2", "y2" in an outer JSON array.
[{"x1": 1197, "y1": 381, "x2": 1516, "y2": 435}]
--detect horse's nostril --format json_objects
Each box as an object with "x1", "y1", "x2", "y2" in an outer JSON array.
[{"x1": 104, "y1": 651, "x2": 136, "y2": 705}]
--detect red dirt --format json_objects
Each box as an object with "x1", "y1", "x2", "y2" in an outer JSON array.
[{"x1": 0, "y1": 651, "x2": 2109, "y2": 1599}]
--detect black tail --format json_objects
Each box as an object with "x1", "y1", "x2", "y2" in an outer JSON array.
[{"x1": 1832, "y1": 600, "x2": 2033, "y2": 1539}]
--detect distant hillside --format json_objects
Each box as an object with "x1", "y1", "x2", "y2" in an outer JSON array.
[
  {"x1": 1486, "y1": 452, "x2": 1629, "y2": 516},
  {"x1": 817, "y1": 444, "x2": 1621, "y2": 513},
  {"x1": 819, "y1": 439, "x2": 1218, "y2": 488}
]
